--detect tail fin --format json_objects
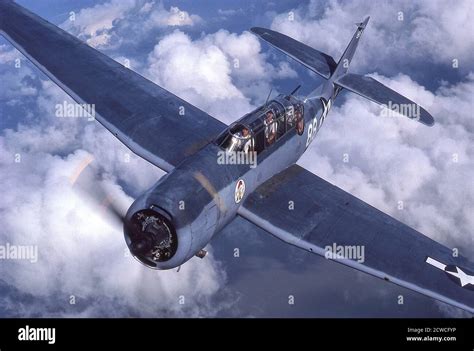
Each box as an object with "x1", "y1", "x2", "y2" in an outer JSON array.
[
  {"x1": 251, "y1": 17, "x2": 435, "y2": 126},
  {"x1": 331, "y1": 16, "x2": 370, "y2": 79}
]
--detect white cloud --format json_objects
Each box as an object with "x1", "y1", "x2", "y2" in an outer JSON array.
[
  {"x1": 62, "y1": 0, "x2": 135, "y2": 48},
  {"x1": 61, "y1": 0, "x2": 203, "y2": 48},
  {"x1": 0, "y1": 69, "x2": 37, "y2": 101},
  {"x1": 145, "y1": 29, "x2": 296, "y2": 122},
  {"x1": 0, "y1": 81, "x2": 229, "y2": 317},
  {"x1": 270, "y1": 0, "x2": 474, "y2": 72},
  {"x1": 0, "y1": 44, "x2": 19, "y2": 64},
  {"x1": 217, "y1": 8, "x2": 245, "y2": 17},
  {"x1": 147, "y1": 5, "x2": 202, "y2": 27},
  {"x1": 0, "y1": 46, "x2": 38, "y2": 101}
]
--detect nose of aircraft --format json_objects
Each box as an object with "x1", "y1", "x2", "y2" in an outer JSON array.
[
  {"x1": 130, "y1": 218, "x2": 172, "y2": 254},
  {"x1": 124, "y1": 206, "x2": 178, "y2": 268}
]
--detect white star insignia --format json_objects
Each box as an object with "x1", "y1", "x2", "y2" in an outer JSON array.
[
  {"x1": 426, "y1": 256, "x2": 474, "y2": 288},
  {"x1": 445, "y1": 266, "x2": 474, "y2": 287}
]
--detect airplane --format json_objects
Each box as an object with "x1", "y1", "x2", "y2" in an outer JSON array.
[{"x1": 0, "y1": 1, "x2": 472, "y2": 314}]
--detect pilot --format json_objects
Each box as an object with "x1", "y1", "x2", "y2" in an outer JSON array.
[
  {"x1": 264, "y1": 111, "x2": 277, "y2": 145},
  {"x1": 295, "y1": 108, "x2": 304, "y2": 135},
  {"x1": 286, "y1": 106, "x2": 295, "y2": 127},
  {"x1": 228, "y1": 126, "x2": 252, "y2": 153},
  {"x1": 240, "y1": 127, "x2": 252, "y2": 153}
]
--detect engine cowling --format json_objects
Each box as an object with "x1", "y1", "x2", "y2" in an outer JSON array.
[{"x1": 123, "y1": 152, "x2": 231, "y2": 269}]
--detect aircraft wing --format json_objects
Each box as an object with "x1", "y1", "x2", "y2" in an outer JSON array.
[
  {"x1": 238, "y1": 165, "x2": 474, "y2": 313},
  {"x1": 0, "y1": 1, "x2": 226, "y2": 172}
]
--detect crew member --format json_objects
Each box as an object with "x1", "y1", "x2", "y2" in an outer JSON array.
[
  {"x1": 264, "y1": 111, "x2": 277, "y2": 145},
  {"x1": 240, "y1": 127, "x2": 252, "y2": 153},
  {"x1": 295, "y1": 107, "x2": 304, "y2": 135},
  {"x1": 228, "y1": 126, "x2": 252, "y2": 153}
]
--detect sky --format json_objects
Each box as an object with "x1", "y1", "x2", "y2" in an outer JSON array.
[{"x1": 0, "y1": 0, "x2": 473, "y2": 317}]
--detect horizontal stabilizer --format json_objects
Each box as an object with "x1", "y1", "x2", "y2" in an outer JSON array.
[
  {"x1": 335, "y1": 73, "x2": 434, "y2": 126},
  {"x1": 250, "y1": 27, "x2": 337, "y2": 79}
]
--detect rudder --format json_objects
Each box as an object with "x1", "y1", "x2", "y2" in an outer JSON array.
[{"x1": 331, "y1": 16, "x2": 370, "y2": 80}]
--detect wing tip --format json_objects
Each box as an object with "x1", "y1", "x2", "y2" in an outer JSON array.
[
  {"x1": 250, "y1": 27, "x2": 266, "y2": 35},
  {"x1": 423, "y1": 118, "x2": 435, "y2": 127},
  {"x1": 419, "y1": 109, "x2": 435, "y2": 127}
]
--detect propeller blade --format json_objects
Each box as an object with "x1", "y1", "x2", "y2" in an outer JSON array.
[{"x1": 70, "y1": 161, "x2": 131, "y2": 227}]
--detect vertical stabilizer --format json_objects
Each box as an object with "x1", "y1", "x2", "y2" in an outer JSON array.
[{"x1": 331, "y1": 16, "x2": 370, "y2": 80}]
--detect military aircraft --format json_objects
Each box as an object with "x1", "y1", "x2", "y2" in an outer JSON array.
[{"x1": 0, "y1": 1, "x2": 472, "y2": 314}]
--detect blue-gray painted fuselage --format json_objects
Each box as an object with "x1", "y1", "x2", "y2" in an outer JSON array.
[{"x1": 126, "y1": 84, "x2": 334, "y2": 269}]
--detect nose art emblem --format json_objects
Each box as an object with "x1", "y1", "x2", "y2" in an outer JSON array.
[{"x1": 234, "y1": 179, "x2": 246, "y2": 204}]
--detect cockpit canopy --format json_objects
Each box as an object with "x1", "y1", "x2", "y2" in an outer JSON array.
[{"x1": 215, "y1": 94, "x2": 304, "y2": 154}]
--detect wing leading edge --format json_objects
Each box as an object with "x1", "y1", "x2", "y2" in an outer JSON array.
[
  {"x1": 238, "y1": 165, "x2": 474, "y2": 314},
  {"x1": 0, "y1": 1, "x2": 226, "y2": 172}
]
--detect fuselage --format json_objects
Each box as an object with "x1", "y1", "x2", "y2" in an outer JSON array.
[{"x1": 126, "y1": 80, "x2": 340, "y2": 269}]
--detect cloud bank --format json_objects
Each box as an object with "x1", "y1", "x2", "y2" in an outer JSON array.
[
  {"x1": 62, "y1": 0, "x2": 203, "y2": 48},
  {"x1": 270, "y1": 0, "x2": 474, "y2": 74},
  {"x1": 0, "y1": 77, "x2": 231, "y2": 316},
  {"x1": 145, "y1": 29, "x2": 296, "y2": 122}
]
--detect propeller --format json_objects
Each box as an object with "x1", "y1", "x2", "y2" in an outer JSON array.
[
  {"x1": 69, "y1": 155, "x2": 178, "y2": 268},
  {"x1": 70, "y1": 158, "x2": 131, "y2": 229}
]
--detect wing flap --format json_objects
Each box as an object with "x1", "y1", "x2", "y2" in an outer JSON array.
[
  {"x1": 0, "y1": 1, "x2": 226, "y2": 172},
  {"x1": 238, "y1": 165, "x2": 474, "y2": 313}
]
